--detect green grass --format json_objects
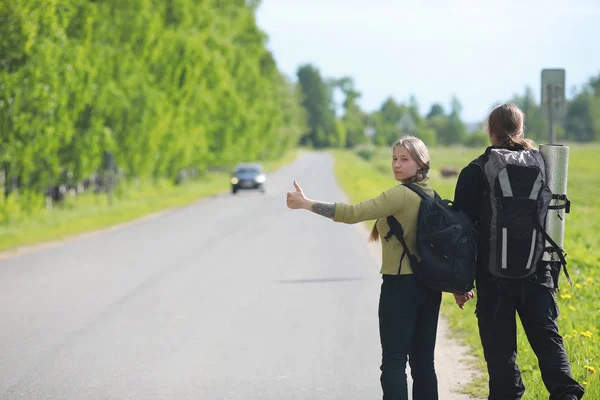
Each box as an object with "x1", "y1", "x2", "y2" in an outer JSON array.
[
  {"x1": 331, "y1": 145, "x2": 600, "y2": 399},
  {"x1": 0, "y1": 152, "x2": 297, "y2": 252}
]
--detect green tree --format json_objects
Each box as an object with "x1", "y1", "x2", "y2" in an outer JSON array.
[
  {"x1": 371, "y1": 97, "x2": 403, "y2": 146},
  {"x1": 296, "y1": 64, "x2": 338, "y2": 148},
  {"x1": 588, "y1": 72, "x2": 600, "y2": 97},
  {"x1": 336, "y1": 77, "x2": 367, "y2": 148},
  {"x1": 406, "y1": 96, "x2": 435, "y2": 146},
  {"x1": 426, "y1": 97, "x2": 466, "y2": 145},
  {"x1": 565, "y1": 92, "x2": 600, "y2": 142},
  {"x1": 510, "y1": 87, "x2": 547, "y2": 142},
  {"x1": 426, "y1": 103, "x2": 445, "y2": 119}
]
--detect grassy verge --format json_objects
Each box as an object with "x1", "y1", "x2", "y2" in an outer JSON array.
[
  {"x1": 0, "y1": 152, "x2": 297, "y2": 253},
  {"x1": 331, "y1": 145, "x2": 599, "y2": 398}
]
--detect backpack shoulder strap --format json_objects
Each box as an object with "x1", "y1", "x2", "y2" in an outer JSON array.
[
  {"x1": 470, "y1": 154, "x2": 487, "y2": 171},
  {"x1": 404, "y1": 183, "x2": 440, "y2": 200},
  {"x1": 385, "y1": 216, "x2": 419, "y2": 272},
  {"x1": 469, "y1": 155, "x2": 491, "y2": 194}
]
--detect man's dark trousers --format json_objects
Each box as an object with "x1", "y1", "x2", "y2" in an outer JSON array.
[{"x1": 476, "y1": 273, "x2": 585, "y2": 400}]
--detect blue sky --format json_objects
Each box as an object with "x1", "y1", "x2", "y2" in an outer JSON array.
[{"x1": 255, "y1": 0, "x2": 600, "y2": 122}]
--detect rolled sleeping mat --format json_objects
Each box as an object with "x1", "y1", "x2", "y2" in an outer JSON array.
[{"x1": 539, "y1": 144, "x2": 570, "y2": 262}]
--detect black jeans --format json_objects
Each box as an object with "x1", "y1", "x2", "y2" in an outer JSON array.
[
  {"x1": 378, "y1": 274, "x2": 442, "y2": 400},
  {"x1": 476, "y1": 274, "x2": 585, "y2": 400}
]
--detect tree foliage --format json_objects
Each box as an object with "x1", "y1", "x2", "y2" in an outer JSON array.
[
  {"x1": 0, "y1": 0, "x2": 306, "y2": 208},
  {"x1": 296, "y1": 64, "x2": 339, "y2": 148},
  {"x1": 2, "y1": 0, "x2": 599, "y2": 219}
]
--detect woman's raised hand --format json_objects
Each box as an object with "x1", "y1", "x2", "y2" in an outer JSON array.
[{"x1": 286, "y1": 180, "x2": 308, "y2": 210}]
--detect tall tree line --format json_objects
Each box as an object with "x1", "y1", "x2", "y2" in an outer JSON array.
[
  {"x1": 0, "y1": 0, "x2": 307, "y2": 209},
  {"x1": 295, "y1": 63, "x2": 600, "y2": 148},
  {"x1": 1, "y1": 0, "x2": 599, "y2": 217}
]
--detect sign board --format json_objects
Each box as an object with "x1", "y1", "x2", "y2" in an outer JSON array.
[{"x1": 541, "y1": 68, "x2": 566, "y2": 122}]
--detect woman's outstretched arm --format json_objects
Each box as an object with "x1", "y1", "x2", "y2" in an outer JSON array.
[
  {"x1": 286, "y1": 179, "x2": 406, "y2": 224},
  {"x1": 309, "y1": 201, "x2": 336, "y2": 219}
]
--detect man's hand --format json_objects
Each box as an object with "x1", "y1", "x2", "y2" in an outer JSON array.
[{"x1": 453, "y1": 290, "x2": 475, "y2": 310}]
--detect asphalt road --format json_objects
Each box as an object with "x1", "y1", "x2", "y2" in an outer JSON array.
[{"x1": 0, "y1": 152, "x2": 477, "y2": 400}]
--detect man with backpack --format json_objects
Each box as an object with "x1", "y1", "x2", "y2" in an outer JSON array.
[{"x1": 453, "y1": 104, "x2": 585, "y2": 400}]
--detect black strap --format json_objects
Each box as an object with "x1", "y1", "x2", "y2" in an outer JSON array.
[
  {"x1": 398, "y1": 249, "x2": 407, "y2": 275},
  {"x1": 386, "y1": 216, "x2": 419, "y2": 274},
  {"x1": 536, "y1": 222, "x2": 572, "y2": 286},
  {"x1": 404, "y1": 183, "x2": 441, "y2": 201},
  {"x1": 548, "y1": 204, "x2": 569, "y2": 211},
  {"x1": 548, "y1": 194, "x2": 571, "y2": 213},
  {"x1": 384, "y1": 184, "x2": 439, "y2": 274}
]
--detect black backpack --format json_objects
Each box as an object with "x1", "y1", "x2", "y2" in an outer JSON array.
[
  {"x1": 384, "y1": 183, "x2": 477, "y2": 294},
  {"x1": 472, "y1": 148, "x2": 571, "y2": 285}
]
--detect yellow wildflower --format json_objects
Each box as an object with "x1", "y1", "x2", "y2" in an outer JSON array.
[
  {"x1": 584, "y1": 366, "x2": 596, "y2": 374},
  {"x1": 583, "y1": 381, "x2": 588, "y2": 386},
  {"x1": 569, "y1": 306, "x2": 576, "y2": 311},
  {"x1": 560, "y1": 294, "x2": 573, "y2": 299},
  {"x1": 581, "y1": 331, "x2": 593, "y2": 339},
  {"x1": 575, "y1": 283, "x2": 582, "y2": 289}
]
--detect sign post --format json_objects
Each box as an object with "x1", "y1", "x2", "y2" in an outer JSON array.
[{"x1": 541, "y1": 69, "x2": 566, "y2": 144}]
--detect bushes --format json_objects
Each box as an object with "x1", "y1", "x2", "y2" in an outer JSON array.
[{"x1": 464, "y1": 132, "x2": 490, "y2": 148}]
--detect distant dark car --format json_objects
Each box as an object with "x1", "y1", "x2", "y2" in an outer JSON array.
[{"x1": 231, "y1": 163, "x2": 266, "y2": 194}]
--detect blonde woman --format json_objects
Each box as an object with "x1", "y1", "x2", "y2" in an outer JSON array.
[{"x1": 286, "y1": 136, "x2": 442, "y2": 400}]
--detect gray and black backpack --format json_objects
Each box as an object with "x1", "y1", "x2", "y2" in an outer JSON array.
[{"x1": 472, "y1": 148, "x2": 571, "y2": 283}]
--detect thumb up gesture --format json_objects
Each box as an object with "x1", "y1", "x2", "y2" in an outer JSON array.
[{"x1": 286, "y1": 180, "x2": 308, "y2": 210}]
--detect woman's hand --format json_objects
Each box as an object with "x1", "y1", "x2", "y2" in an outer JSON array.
[
  {"x1": 286, "y1": 180, "x2": 310, "y2": 210},
  {"x1": 453, "y1": 290, "x2": 475, "y2": 310}
]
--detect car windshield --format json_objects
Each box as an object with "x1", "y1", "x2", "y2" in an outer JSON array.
[{"x1": 236, "y1": 168, "x2": 260, "y2": 174}]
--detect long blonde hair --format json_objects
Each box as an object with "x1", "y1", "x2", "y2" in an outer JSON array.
[
  {"x1": 487, "y1": 103, "x2": 536, "y2": 150},
  {"x1": 369, "y1": 136, "x2": 430, "y2": 242}
]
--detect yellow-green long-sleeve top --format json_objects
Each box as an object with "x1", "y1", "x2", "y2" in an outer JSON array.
[{"x1": 333, "y1": 181, "x2": 434, "y2": 275}]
